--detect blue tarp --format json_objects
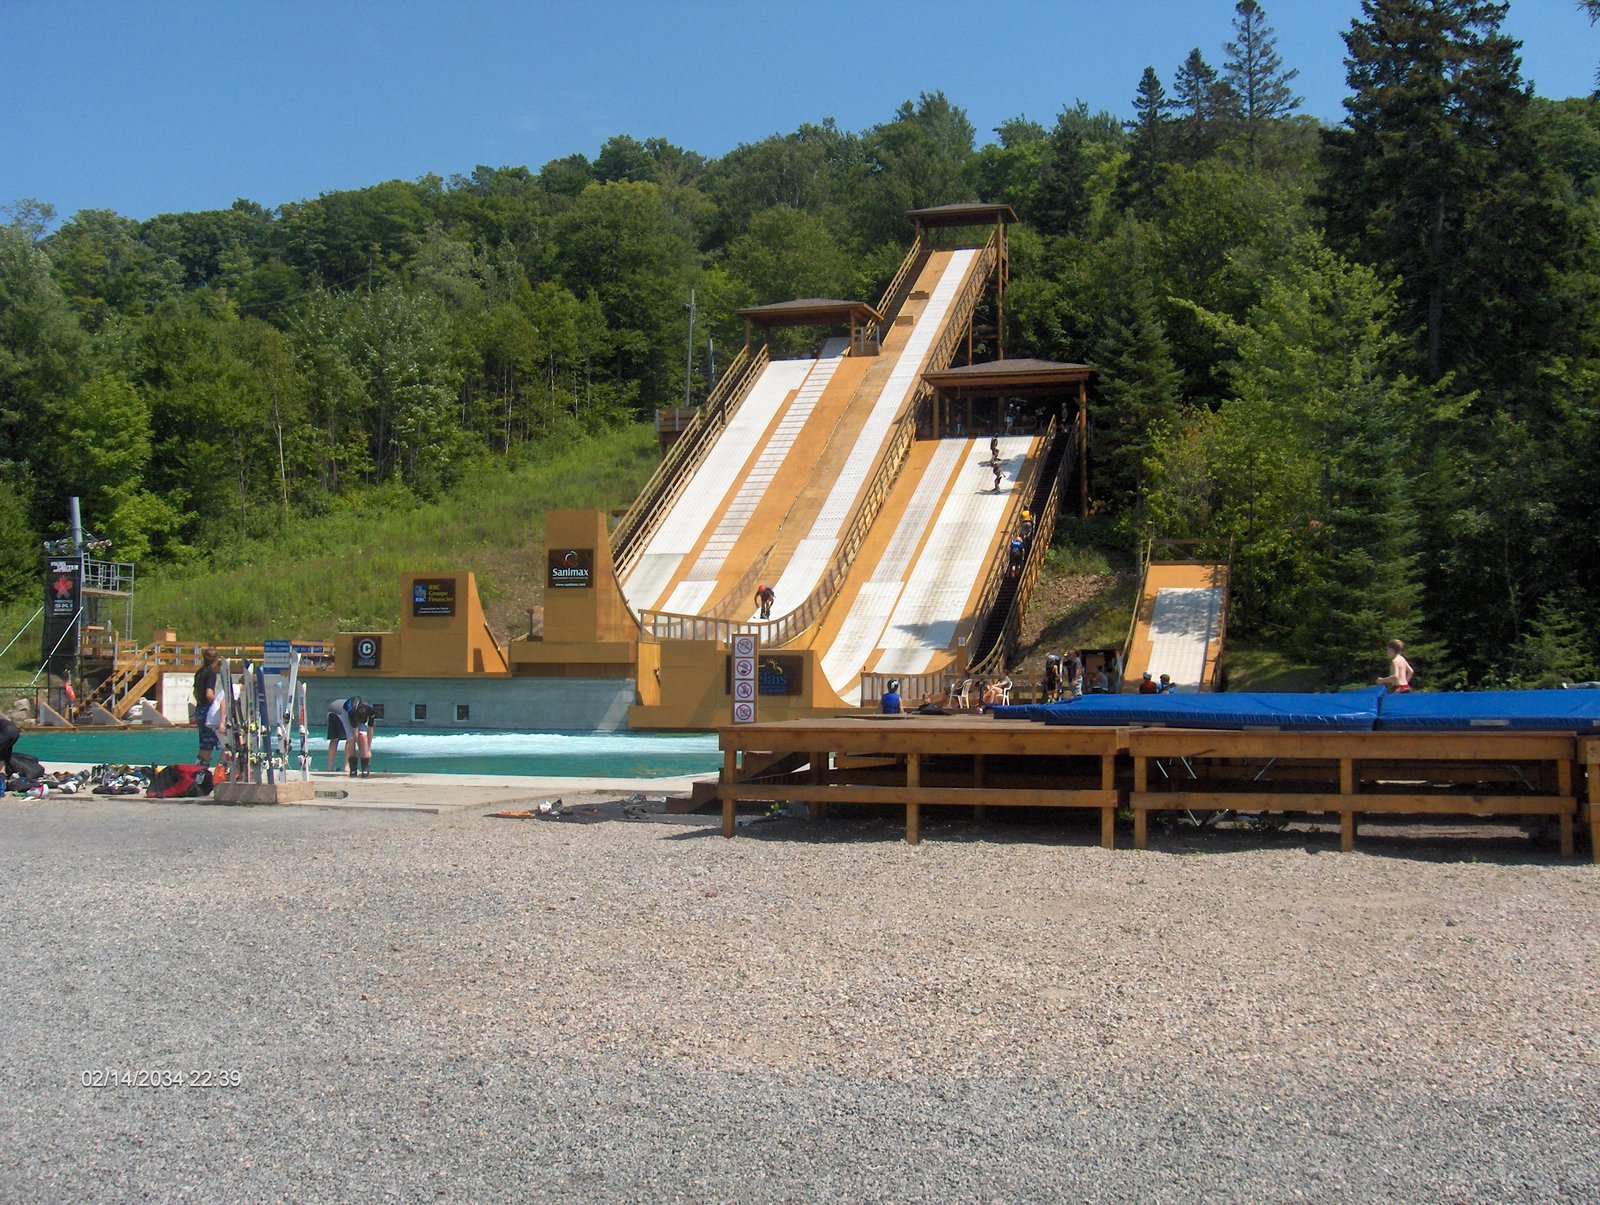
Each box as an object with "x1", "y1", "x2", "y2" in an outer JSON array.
[
  {"x1": 989, "y1": 688, "x2": 1600, "y2": 732},
  {"x1": 1035, "y1": 691, "x2": 1382, "y2": 730},
  {"x1": 1375, "y1": 689, "x2": 1600, "y2": 732}
]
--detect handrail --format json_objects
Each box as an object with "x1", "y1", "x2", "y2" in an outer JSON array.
[
  {"x1": 1119, "y1": 537, "x2": 1153, "y2": 687},
  {"x1": 864, "y1": 232, "x2": 924, "y2": 347},
  {"x1": 76, "y1": 638, "x2": 337, "y2": 721},
  {"x1": 610, "y1": 343, "x2": 767, "y2": 578}
]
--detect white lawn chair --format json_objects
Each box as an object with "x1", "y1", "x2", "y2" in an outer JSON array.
[{"x1": 950, "y1": 677, "x2": 973, "y2": 710}]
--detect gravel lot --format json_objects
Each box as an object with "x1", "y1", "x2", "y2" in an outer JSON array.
[{"x1": 3, "y1": 794, "x2": 1597, "y2": 1202}]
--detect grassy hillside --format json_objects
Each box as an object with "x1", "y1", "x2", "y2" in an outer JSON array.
[{"x1": 1, "y1": 424, "x2": 660, "y2": 677}]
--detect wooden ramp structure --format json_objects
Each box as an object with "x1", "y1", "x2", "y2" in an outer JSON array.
[{"x1": 1121, "y1": 543, "x2": 1230, "y2": 693}]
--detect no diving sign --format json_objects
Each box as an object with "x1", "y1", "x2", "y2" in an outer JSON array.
[{"x1": 731, "y1": 633, "x2": 758, "y2": 724}]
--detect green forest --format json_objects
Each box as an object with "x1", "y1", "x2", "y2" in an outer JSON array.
[{"x1": 3, "y1": 0, "x2": 1599, "y2": 687}]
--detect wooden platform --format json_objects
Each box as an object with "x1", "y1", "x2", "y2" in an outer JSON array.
[
  {"x1": 719, "y1": 717, "x2": 1122, "y2": 846},
  {"x1": 1128, "y1": 728, "x2": 1579, "y2": 857},
  {"x1": 718, "y1": 718, "x2": 1597, "y2": 858}
]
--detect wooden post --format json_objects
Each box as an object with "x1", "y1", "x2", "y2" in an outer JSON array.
[
  {"x1": 973, "y1": 753, "x2": 985, "y2": 823},
  {"x1": 1558, "y1": 757, "x2": 1574, "y2": 857},
  {"x1": 1132, "y1": 755, "x2": 1149, "y2": 849},
  {"x1": 1076, "y1": 382, "x2": 1089, "y2": 517},
  {"x1": 906, "y1": 752, "x2": 921, "y2": 844},
  {"x1": 1341, "y1": 811, "x2": 1356, "y2": 853},
  {"x1": 1588, "y1": 741, "x2": 1600, "y2": 863},
  {"x1": 1100, "y1": 753, "x2": 1116, "y2": 850},
  {"x1": 721, "y1": 748, "x2": 737, "y2": 838},
  {"x1": 812, "y1": 750, "x2": 828, "y2": 820}
]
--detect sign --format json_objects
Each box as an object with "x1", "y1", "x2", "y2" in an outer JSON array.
[
  {"x1": 41, "y1": 556, "x2": 82, "y2": 672},
  {"x1": 262, "y1": 639, "x2": 292, "y2": 673},
  {"x1": 352, "y1": 635, "x2": 382, "y2": 670},
  {"x1": 725, "y1": 652, "x2": 804, "y2": 697},
  {"x1": 547, "y1": 548, "x2": 594, "y2": 589},
  {"x1": 731, "y1": 634, "x2": 756, "y2": 724},
  {"x1": 412, "y1": 578, "x2": 456, "y2": 617}
]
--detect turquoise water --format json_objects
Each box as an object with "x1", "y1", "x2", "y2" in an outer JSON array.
[{"x1": 19, "y1": 728, "x2": 721, "y2": 779}]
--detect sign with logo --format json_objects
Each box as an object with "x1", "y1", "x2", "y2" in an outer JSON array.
[
  {"x1": 42, "y1": 556, "x2": 82, "y2": 671},
  {"x1": 412, "y1": 578, "x2": 456, "y2": 617},
  {"x1": 731, "y1": 634, "x2": 756, "y2": 724},
  {"x1": 352, "y1": 635, "x2": 382, "y2": 669},
  {"x1": 726, "y1": 650, "x2": 804, "y2": 697},
  {"x1": 547, "y1": 548, "x2": 594, "y2": 589}
]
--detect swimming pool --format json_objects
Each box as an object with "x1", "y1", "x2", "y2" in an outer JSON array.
[{"x1": 17, "y1": 728, "x2": 722, "y2": 779}]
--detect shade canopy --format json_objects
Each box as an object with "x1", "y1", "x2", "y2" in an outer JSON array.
[{"x1": 736, "y1": 298, "x2": 885, "y2": 329}]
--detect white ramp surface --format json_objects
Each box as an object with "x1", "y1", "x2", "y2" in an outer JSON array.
[
  {"x1": 768, "y1": 250, "x2": 977, "y2": 617},
  {"x1": 659, "y1": 343, "x2": 846, "y2": 616},
  {"x1": 820, "y1": 439, "x2": 967, "y2": 693},
  {"x1": 622, "y1": 358, "x2": 814, "y2": 613},
  {"x1": 873, "y1": 437, "x2": 1032, "y2": 679},
  {"x1": 1147, "y1": 587, "x2": 1222, "y2": 691}
]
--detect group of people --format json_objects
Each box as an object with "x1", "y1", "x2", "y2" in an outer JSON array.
[
  {"x1": 1042, "y1": 650, "x2": 1110, "y2": 699},
  {"x1": 1137, "y1": 671, "x2": 1177, "y2": 694}
]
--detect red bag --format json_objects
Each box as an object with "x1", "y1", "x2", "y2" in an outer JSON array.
[{"x1": 147, "y1": 764, "x2": 214, "y2": 798}]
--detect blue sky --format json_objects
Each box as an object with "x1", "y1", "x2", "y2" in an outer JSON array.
[{"x1": 4, "y1": 0, "x2": 1596, "y2": 223}]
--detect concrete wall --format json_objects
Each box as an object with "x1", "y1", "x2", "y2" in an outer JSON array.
[{"x1": 308, "y1": 677, "x2": 637, "y2": 732}]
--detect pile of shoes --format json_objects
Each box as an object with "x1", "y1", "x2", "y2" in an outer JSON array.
[
  {"x1": 89, "y1": 764, "x2": 151, "y2": 796},
  {"x1": 4, "y1": 768, "x2": 94, "y2": 798}
]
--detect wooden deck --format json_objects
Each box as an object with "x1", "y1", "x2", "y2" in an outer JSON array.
[
  {"x1": 719, "y1": 717, "x2": 1122, "y2": 846},
  {"x1": 718, "y1": 718, "x2": 1597, "y2": 858},
  {"x1": 1128, "y1": 728, "x2": 1579, "y2": 856}
]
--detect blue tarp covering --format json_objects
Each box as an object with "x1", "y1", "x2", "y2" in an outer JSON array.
[
  {"x1": 1375, "y1": 689, "x2": 1600, "y2": 732},
  {"x1": 990, "y1": 688, "x2": 1600, "y2": 732},
  {"x1": 1035, "y1": 692, "x2": 1382, "y2": 730}
]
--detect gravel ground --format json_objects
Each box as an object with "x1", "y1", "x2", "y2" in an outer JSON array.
[{"x1": 2, "y1": 795, "x2": 1597, "y2": 1203}]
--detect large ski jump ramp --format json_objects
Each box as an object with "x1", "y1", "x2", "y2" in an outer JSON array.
[{"x1": 619, "y1": 243, "x2": 1036, "y2": 705}]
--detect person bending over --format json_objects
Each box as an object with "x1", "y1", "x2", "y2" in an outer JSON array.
[{"x1": 327, "y1": 696, "x2": 377, "y2": 776}]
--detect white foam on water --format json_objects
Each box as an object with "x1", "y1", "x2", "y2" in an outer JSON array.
[{"x1": 378, "y1": 730, "x2": 720, "y2": 758}]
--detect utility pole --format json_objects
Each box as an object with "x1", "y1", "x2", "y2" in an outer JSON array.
[{"x1": 683, "y1": 287, "x2": 696, "y2": 410}]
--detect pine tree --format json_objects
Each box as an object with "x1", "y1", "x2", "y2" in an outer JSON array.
[
  {"x1": 1171, "y1": 49, "x2": 1237, "y2": 164},
  {"x1": 1321, "y1": 0, "x2": 1569, "y2": 390},
  {"x1": 1223, "y1": 0, "x2": 1302, "y2": 168},
  {"x1": 1120, "y1": 67, "x2": 1171, "y2": 212},
  {"x1": 1091, "y1": 224, "x2": 1182, "y2": 507},
  {"x1": 1033, "y1": 116, "x2": 1093, "y2": 236}
]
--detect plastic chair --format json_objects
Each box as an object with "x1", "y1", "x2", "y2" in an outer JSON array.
[{"x1": 951, "y1": 677, "x2": 972, "y2": 710}]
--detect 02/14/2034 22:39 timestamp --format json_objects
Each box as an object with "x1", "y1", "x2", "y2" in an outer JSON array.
[{"x1": 81, "y1": 1068, "x2": 242, "y2": 1089}]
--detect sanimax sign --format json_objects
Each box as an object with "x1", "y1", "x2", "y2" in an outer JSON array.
[{"x1": 547, "y1": 548, "x2": 594, "y2": 589}]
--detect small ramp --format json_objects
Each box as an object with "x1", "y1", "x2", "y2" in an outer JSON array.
[{"x1": 1122, "y1": 562, "x2": 1228, "y2": 692}]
